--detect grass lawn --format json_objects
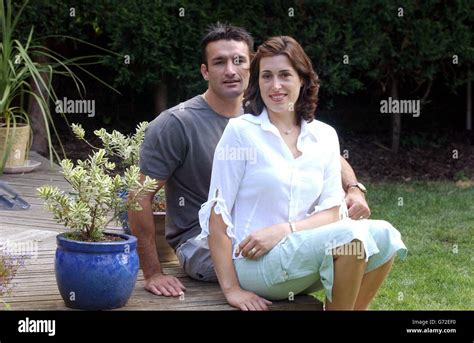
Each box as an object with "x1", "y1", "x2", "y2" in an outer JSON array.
[{"x1": 313, "y1": 181, "x2": 474, "y2": 310}]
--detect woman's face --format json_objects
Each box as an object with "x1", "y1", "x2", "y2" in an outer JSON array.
[{"x1": 258, "y1": 54, "x2": 302, "y2": 116}]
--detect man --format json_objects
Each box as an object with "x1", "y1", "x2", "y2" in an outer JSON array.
[{"x1": 129, "y1": 23, "x2": 370, "y2": 297}]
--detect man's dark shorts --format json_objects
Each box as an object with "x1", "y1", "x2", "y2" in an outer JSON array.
[{"x1": 176, "y1": 237, "x2": 217, "y2": 282}]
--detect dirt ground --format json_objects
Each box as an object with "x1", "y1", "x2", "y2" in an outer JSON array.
[{"x1": 339, "y1": 131, "x2": 474, "y2": 182}]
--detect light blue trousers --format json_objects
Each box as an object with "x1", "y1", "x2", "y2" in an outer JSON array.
[{"x1": 234, "y1": 219, "x2": 407, "y2": 301}]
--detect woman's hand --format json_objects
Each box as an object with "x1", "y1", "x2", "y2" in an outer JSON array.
[
  {"x1": 224, "y1": 287, "x2": 272, "y2": 311},
  {"x1": 236, "y1": 223, "x2": 290, "y2": 259}
]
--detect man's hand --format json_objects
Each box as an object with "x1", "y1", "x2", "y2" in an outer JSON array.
[
  {"x1": 144, "y1": 272, "x2": 186, "y2": 297},
  {"x1": 224, "y1": 287, "x2": 272, "y2": 311},
  {"x1": 236, "y1": 223, "x2": 289, "y2": 259},
  {"x1": 345, "y1": 188, "x2": 371, "y2": 220}
]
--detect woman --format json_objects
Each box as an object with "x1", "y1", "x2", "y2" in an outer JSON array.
[{"x1": 197, "y1": 36, "x2": 407, "y2": 311}]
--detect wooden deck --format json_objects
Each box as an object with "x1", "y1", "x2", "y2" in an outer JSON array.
[{"x1": 0, "y1": 152, "x2": 322, "y2": 311}]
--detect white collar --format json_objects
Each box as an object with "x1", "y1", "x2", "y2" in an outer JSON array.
[{"x1": 242, "y1": 107, "x2": 319, "y2": 141}]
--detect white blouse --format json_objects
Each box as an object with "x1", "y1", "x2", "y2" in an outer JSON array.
[{"x1": 197, "y1": 108, "x2": 345, "y2": 259}]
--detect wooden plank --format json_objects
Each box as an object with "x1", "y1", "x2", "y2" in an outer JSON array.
[
  {"x1": 0, "y1": 228, "x2": 57, "y2": 242},
  {"x1": 5, "y1": 289, "x2": 321, "y2": 311},
  {"x1": 0, "y1": 184, "x2": 71, "y2": 198},
  {"x1": 0, "y1": 208, "x2": 60, "y2": 218},
  {"x1": 2, "y1": 178, "x2": 69, "y2": 186},
  {"x1": 1, "y1": 216, "x2": 71, "y2": 228}
]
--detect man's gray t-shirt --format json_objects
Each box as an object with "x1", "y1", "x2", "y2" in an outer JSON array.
[{"x1": 140, "y1": 95, "x2": 229, "y2": 249}]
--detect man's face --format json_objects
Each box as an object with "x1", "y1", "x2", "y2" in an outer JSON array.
[{"x1": 201, "y1": 40, "x2": 250, "y2": 100}]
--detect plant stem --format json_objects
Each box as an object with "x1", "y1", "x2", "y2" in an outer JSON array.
[{"x1": 89, "y1": 204, "x2": 98, "y2": 237}]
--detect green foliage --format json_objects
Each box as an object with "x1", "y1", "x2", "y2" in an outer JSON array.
[
  {"x1": 153, "y1": 187, "x2": 166, "y2": 212},
  {"x1": 453, "y1": 170, "x2": 469, "y2": 182},
  {"x1": 16, "y1": 1, "x2": 473, "y2": 114},
  {"x1": 71, "y1": 121, "x2": 166, "y2": 212},
  {"x1": 72, "y1": 121, "x2": 147, "y2": 168},
  {"x1": 362, "y1": 0, "x2": 472, "y2": 95},
  {"x1": 37, "y1": 149, "x2": 158, "y2": 241},
  {"x1": 14, "y1": 1, "x2": 91, "y2": 40},
  {"x1": 101, "y1": 0, "x2": 207, "y2": 96}
]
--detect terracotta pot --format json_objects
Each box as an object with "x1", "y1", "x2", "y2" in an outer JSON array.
[
  {"x1": 0, "y1": 124, "x2": 30, "y2": 168},
  {"x1": 153, "y1": 212, "x2": 178, "y2": 262}
]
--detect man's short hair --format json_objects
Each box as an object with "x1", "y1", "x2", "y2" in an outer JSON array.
[{"x1": 201, "y1": 22, "x2": 254, "y2": 66}]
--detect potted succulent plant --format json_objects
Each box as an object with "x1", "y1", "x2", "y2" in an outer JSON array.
[
  {"x1": 0, "y1": 0, "x2": 48, "y2": 173},
  {"x1": 37, "y1": 149, "x2": 157, "y2": 310},
  {"x1": 71, "y1": 123, "x2": 175, "y2": 262},
  {"x1": 71, "y1": 122, "x2": 148, "y2": 233}
]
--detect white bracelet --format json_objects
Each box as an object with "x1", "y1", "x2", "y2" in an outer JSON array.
[{"x1": 289, "y1": 222, "x2": 296, "y2": 233}]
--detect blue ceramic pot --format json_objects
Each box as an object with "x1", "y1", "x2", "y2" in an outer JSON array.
[{"x1": 55, "y1": 233, "x2": 139, "y2": 310}]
